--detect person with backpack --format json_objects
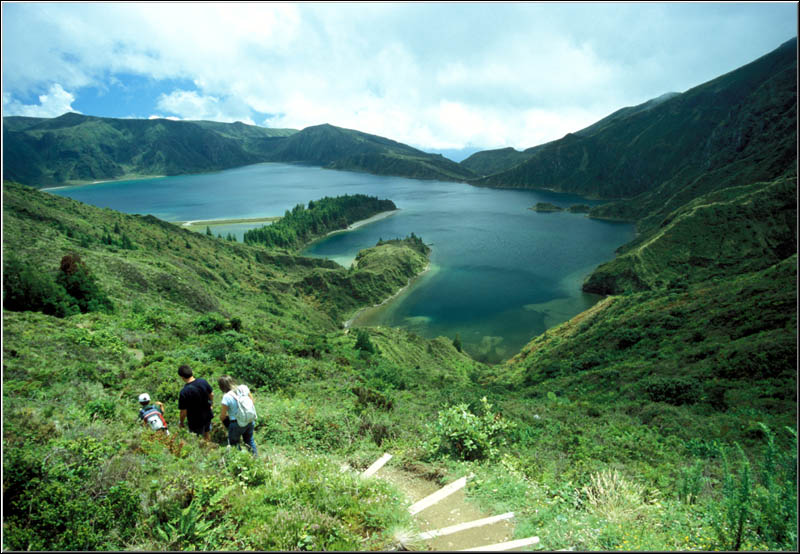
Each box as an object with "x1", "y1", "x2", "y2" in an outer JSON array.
[
  {"x1": 137, "y1": 393, "x2": 170, "y2": 435},
  {"x1": 177, "y1": 364, "x2": 214, "y2": 440},
  {"x1": 217, "y1": 375, "x2": 258, "y2": 456}
]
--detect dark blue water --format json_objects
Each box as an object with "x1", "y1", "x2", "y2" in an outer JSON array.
[{"x1": 49, "y1": 163, "x2": 634, "y2": 362}]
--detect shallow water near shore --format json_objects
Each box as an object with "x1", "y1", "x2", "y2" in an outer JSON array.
[{"x1": 50, "y1": 162, "x2": 634, "y2": 362}]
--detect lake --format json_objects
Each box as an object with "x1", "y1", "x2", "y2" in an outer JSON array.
[{"x1": 49, "y1": 163, "x2": 634, "y2": 362}]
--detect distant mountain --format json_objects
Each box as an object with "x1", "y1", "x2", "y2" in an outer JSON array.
[
  {"x1": 2, "y1": 113, "x2": 297, "y2": 187},
  {"x1": 460, "y1": 146, "x2": 533, "y2": 177},
  {"x1": 3, "y1": 116, "x2": 476, "y2": 187},
  {"x1": 470, "y1": 38, "x2": 797, "y2": 204},
  {"x1": 262, "y1": 123, "x2": 477, "y2": 182}
]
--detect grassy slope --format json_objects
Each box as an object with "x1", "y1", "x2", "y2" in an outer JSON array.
[
  {"x1": 582, "y1": 176, "x2": 797, "y2": 294},
  {"x1": 4, "y1": 172, "x2": 797, "y2": 550},
  {"x1": 470, "y1": 38, "x2": 796, "y2": 201},
  {"x1": 3, "y1": 116, "x2": 477, "y2": 187},
  {"x1": 2, "y1": 113, "x2": 288, "y2": 187},
  {"x1": 263, "y1": 123, "x2": 477, "y2": 182},
  {"x1": 2, "y1": 181, "x2": 488, "y2": 550}
]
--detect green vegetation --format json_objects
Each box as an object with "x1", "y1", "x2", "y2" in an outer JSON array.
[
  {"x1": 3, "y1": 251, "x2": 113, "y2": 317},
  {"x1": 243, "y1": 194, "x2": 396, "y2": 250},
  {"x1": 268, "y1": 123, "x2": 476, "y2": 182},
  {"x1": 530, "y1": 202, "x2": 563, "y2": 212},
  {"x1": 3, "y1": 116, "x2": 477, "y2": 188},
  {"x1": 461, "y1": 146, "x2": 534, "y2": 177},
  {"x1": 2, "y1": 38, "x2": 796, "y2": 552},
  {"x1": 2, "y1": 113, "x2": 297, "y2": 187},
  {"x1": 472, "y1": 38, "x2": 796, "y2": 203},
  {"x1": 4, "y1": 172, "x2": 795, "y2": 550}
]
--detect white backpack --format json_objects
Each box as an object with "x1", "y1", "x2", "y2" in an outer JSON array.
[
  {"x1": 233, "y1": 386, "x2": 257, "y2": 427},
  {"x1": 141, "y1": 406, "x2": 167, "y2": 431}
]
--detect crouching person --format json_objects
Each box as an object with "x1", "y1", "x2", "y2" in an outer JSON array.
[
  {"x1": 138, "y1": 393, "x2": 170, "y2": 435},
  {"x1": 218, "y1": 375, "x2": 258, "y2": 456}
]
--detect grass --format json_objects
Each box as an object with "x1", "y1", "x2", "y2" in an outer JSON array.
[{"x1": 2, "y1": 179, "x2": 797, "y2": 551}]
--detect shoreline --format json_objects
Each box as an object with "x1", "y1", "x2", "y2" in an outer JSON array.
[
  {"x1": 344, "y1": 259, "x2": 432, "y2": 329},
  {"x1": 41, "y1": 174, "x2": 166, "y2": 191},
  {"x1": 303, "y1": 209, "x2": 400, "y2": 251},
  {"x1": 179, "y1": 216, "x2": 281, "y2": 228}
]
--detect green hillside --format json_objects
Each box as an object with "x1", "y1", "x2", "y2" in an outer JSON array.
[
  {"x1": 265, "y1": 123, "x2": 477, "y2": 182},
  {"x1": 459, "y1": 146, "x2": 533, "y2": 177},
  {"x1": 470, "y1": 38, "x2": 796, "y2": 202},
  {"x1": 2, "y1": 113, "x2": 295, "y2": 187},
  {"x1": 583, "y1": 176, "x2": 797, "y2": 294},
  {"x1": 2, "y1": 38, "x2": 797, "y2": 552},
  {"x1": 4, "y1": 170, "x2": 797, "y2": 550},
  {"x1": 3, "y1": 117, "x2": 476, "y2": 188}
]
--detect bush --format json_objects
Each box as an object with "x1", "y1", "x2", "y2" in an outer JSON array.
[
  {"x1": 194, "y1": 313, "x2": 229, "y2": 334},
  {"x1": 581, "y1": 469, "x2": 658, "y2": 523},
  {"x1": 227, "y1": 350, "x2": 295, "y2": 391},
  {"x1": 354, "y1": 329, "x2": 376, "y2": 354},
  {"x1": 643, "y1": 376, "x2": 701, "y2": 405},
  {"x1": 56, "y1": 253, "x2": 113, "y2": 313},
  {"x1": 428, "y1": 397, "x2": 515, "y2": 461},
  {"x1": 3, "y1": 256, "x2": 78, "y2": 317}
]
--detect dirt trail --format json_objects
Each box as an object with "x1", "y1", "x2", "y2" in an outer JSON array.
[{"x1": 377, "y1": 466, "x2": 516, "y2": 551}]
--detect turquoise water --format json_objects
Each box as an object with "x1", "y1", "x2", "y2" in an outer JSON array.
[{"x1": 50, "y1": 163, "x2": 634, "y2": 362}]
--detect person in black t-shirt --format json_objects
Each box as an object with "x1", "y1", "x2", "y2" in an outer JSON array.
[{"x1": 177, "y1": 364, "x2": 214, "y2": 440}]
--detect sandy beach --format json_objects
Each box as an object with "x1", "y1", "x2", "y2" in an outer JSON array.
[
  {"x1": 41, "y1": 174, "x2": 165, "y2": 191},
  {"x1": 179, "y1": 216, "x2": 280, "y2": 229}
]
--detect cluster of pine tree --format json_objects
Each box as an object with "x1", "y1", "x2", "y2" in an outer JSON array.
[{"x1": 243, "y1": 194, "x2": 396, "y2": 250}]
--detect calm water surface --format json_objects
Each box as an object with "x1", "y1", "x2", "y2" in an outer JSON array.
[{"x1": 50, "y1": 163, "x2": 634, "y2": 362}]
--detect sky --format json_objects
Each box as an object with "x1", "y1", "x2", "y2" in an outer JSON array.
[{"x1": 2, "y1": 2, "x2": 797, "y2": 156}]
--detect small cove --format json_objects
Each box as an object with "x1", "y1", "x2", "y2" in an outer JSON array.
[{"x1": 50, "y1": 163, "x2": 635, "y2": 363}]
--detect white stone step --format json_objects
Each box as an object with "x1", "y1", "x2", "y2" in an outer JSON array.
[
  {"x1": 418, "y1": 511, "x2": 515, "y2": 540},
  {"x1": 360, "y1": 453, "x2": 392, "y2": 478},
  {"x1": 461, "y1": 536, "x2": 540, "y2": 551},
  {"x1": 408, "y1": 476, "x2": 467, "y2": 515}
]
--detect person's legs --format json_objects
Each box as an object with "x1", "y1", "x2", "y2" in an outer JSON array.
[
  {"x1": 241, "y1": 422, "x2": 257, "y2": 456},
  {"x1": 227, "y1": 421, "x2": 244, "y2": 449}
]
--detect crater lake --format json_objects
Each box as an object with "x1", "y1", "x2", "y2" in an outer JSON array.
[{"x1": 49, "y1": 162, "x2": 635, "y2": 362}]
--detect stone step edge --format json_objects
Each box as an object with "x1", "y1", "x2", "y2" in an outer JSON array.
[
  {"x1": 408, "y1": 475, "x2": 468, "y2": 515},
  {"x1": 418, "y1": 511, "x2": 515, "y2": 540},
  {"x1": 360, "y1": 453, "x2": 392, "y2": 478},
  {"x1": 461, "y1": 536, "x2": 540, "y2": 552}
]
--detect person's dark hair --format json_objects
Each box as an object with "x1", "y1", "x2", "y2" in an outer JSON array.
[
  {"x1": 178, "y1": 364, "x2": 193, "y2": 379},
  {"x1": 218, "y1": 375, "x2": 238, "y2": 393}
]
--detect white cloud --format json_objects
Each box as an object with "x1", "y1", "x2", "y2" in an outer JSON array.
[
  {"x1": 2, "y1": 3, "x2": 796, "y2": 149},
  {"x1": 154, "y1": 90, "x2": 256, "y2": 124},
  {"x1": 2, "y1": 83, "x2": 79, "y2": 118}
]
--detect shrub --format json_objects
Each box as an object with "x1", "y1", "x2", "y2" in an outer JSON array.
[
  {"x1": 227, "y1": 350, "x2": 294, "y2": 390},
  {"x1": 3, "y1": 255, "x2": 78, "y2": 317},
  {"x1": 194, "y1": 313, "x2": 228, "y2": 334},
  {"x1": 354, "y1": 329, "x2": 376, "y2": 354},
  {"x1": 711, "y1": 442, "x2": 753, "y2": 551},
  {"x1": 581, "y1": 469, "x2": 659, "y2": 523},
  {"x1": 429, "y1": 397, "x2": 515, "y2": 461},
  {"x1": 56, "y1": 253, "x2": 114, "y2": 313},
  {"x1": 643, "y1": 376, "x2": 701, "y2": 405}
]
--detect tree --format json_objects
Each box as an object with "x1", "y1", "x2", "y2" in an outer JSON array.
[
  {"x1": 354, "y1": 329, "x2": 376, "y2": 354},
  {"x1": 56, "y1": 253, "x2": 113, "y2": 313},
  {"x1": 453, "y1": 333, "x2": 462, "y2": 353}
]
